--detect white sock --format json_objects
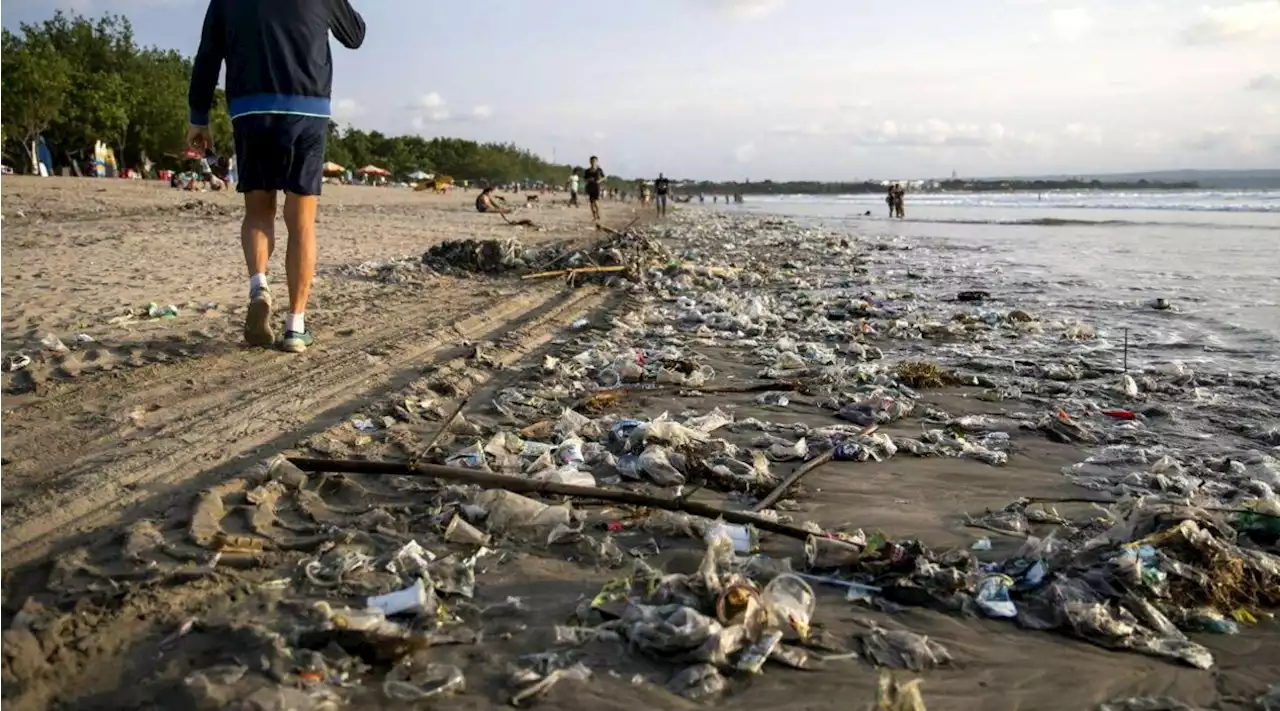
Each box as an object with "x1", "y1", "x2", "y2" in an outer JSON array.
[
  {"x1": 285, "y1": 312, "x2": 305, "y2": 333},
  {"x1": 249, "y1": 273, "x2": 267, "y2": 291}
]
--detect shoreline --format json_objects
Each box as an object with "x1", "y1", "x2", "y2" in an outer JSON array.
[{"x1": 1, "y1": 183, "x2": 1277, "y2": 710}]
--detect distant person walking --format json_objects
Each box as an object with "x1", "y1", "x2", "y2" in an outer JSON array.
[
  {"x1": 894, "y1": 184, "x2": 906, "y2": 218},
  {"x1": 885, "y1": 184, "x2": 896, "y2": 217},
  {"x1": 187, "y1": 0, "x2": 365, "y2": 353},
  {"x1": 654, "y1": 173, "x2": 671, "y2": 217},
  {"x1": 583, "y1": 156, "x2": 605, "y2": 222},
  {"x1": 568, "y1": 170, "x2": 580, "y2": 207}
]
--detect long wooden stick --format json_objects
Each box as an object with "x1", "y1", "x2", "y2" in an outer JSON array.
[
  {"x1": 286, "y1": 457, "x2": 820, "y2": 540},
  {"x1": 521, "y1": 265, "x2": 626, "y2": 280},
  {"x1": 751, "y1": 450, "x2": 835, "y2": 512},
  {"x1": 595, "y1": 216, "x2": 640, "y2": 237},
  {"x1": 422, "y1": 395, "x2": 472, "y2": 452},
  {"x1": 750, "y1": 424, "x2": 878, "y2": 512}
]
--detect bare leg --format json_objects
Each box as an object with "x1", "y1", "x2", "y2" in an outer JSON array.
[
  {"x1": 590, "y1": 198, "x2": 600, "y2": 223},
  {"x1": 242, "y1": 191, "x2": 277, "y2": 345},
  {"x1": 282, "y1": 193, "x2": 318, "y2": 317}
]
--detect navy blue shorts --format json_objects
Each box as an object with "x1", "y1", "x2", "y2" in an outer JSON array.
[{"x1": 232, "y1": 114, "x2": 328, "y2": 196}]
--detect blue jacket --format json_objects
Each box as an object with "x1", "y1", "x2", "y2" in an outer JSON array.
[{"x1": 188, "y1": 0, "x2": 365, "y2": 126}]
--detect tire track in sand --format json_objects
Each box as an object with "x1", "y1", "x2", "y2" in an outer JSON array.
[
  {"x1": 2, "y1": 284, "x2": 610, "y2": 568},
  {"x1": 0, "y1": 282, "x2": 522, "y2": 488}
]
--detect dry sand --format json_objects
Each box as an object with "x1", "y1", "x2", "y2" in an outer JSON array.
[
  {"x1": 1, "y1": 178, "x2": 631, "y2": 565},
  {"x1": 1, "y1": 177, "x2": 1276, "y2": 711}
]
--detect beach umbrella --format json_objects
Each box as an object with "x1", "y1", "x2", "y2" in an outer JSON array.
[
  {"x1": 357, "y1": 165, "x2": 390, "y2": 176},
  {"x1": 323, "y1": 161, "x2": 345, "y2": 174}
]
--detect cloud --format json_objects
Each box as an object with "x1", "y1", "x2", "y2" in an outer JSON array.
[
  {"x1": 707, "y1": 0, "x2": 786, "y2": 19},
  {"x1": 332, "y1": 98, "x2": 364, "y2": 120},
  {"x1": 406, "y1": 93, "x2": 452, "y2": 128},
  {"x1": 1181, "y1": 1, "x2": 1280, "y2": 44},
  {"x1": 18, "y1": 0, "x2": 189, "y2": 10},
  {"x1": 734, "y1": 142, "x2": 758, "y2": 163},
  {"x1": 1048, "y1": 8, "x2": 1094, "y2": 41},
  {"x1": 849, "y1": 119, "x2": 1008, "y2": 148},
  {"x1": 1062, "y1": 122, "x2": 1103, "y2": 144},
  {"x1": 1247, "y1": 73, "x2": 1280, "y2": 91},
  {"x1": 410, "y1": 109, "x2": 451, "y2": 130},
  {"x1": 412, "y1": 92, "x2": 446, "y2": 110},
  {"x1": 1183, "y1": 127, "x2": 1280, "y2": 155},
  {"x1": 470, "y1": 105, "x2": 493, "y2": 119},
  {"x1": 769, "y1": 122, "x2": 834, "y2": 137}
]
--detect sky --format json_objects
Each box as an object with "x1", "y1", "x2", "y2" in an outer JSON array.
[{"x1": 4, "y1": 0, "x2": 1280, "y2": 180}]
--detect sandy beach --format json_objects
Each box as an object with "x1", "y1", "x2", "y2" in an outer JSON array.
[
  {"x1": 0, "y1": 178, "x2": 640, "y2": 562},
  {"x1": 2, "y1": 177, "x2": 1277, "y2": 711}
]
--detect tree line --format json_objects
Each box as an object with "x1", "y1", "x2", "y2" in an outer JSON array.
[{"x1": 1, "y1": 11, "x2": 583, "y2": 186}]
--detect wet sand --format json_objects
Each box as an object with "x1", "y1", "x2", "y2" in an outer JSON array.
[{"x1": 1, "y1": 178, "x2": 1277, "y2": 711}]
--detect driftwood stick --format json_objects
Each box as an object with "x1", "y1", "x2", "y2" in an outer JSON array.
[
  {"x1": 1022, "y1": 496, "x2": 1279, "y2": 520},
  {"x1": 423, "y1": 395, "x2": 472, "y2": 452},
  {"x1": 619, "y1": 380, "x2": 802, "y2": 396},
  {"x1": 752, "y1": 450, "x2": 835, "y2": 512},
  {"x1": 287, "y1": 457, "x2": 819, "y2": 540},
  {"x1": 521, "y1": 265, "x2": 626, "y2": 281},
  {"x1": 499, "y1": 212, "x2": 537, "y2": 228},
  {"x1": 594, "y1": 215, "x2": 639, "y2": 237},
  {"x1": 750, "y1": 424, "x2": 877, "y2": 512},
  {"x1": 572, "y1": 381, "x2": 803, "y2": 412}
]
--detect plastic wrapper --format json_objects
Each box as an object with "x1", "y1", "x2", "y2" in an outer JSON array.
[
  {"x1": 384, "y1": 663, "x2": 466, "y2": 701},
  {"x1": 623, "y1": 604, "x2": 722, "y2": 657},
  {"x1": 428, "y1": 554, "x2": 476, "y2": 599},
  {"x1": 855, "y1": 622, "x2": 952, "y2": 671},
  {"x1": 667, "y1": 664, "x2": 727, "y2": 700}
]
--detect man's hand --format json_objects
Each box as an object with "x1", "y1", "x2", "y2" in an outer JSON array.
[{"x1": 187, "y1": 124, "x2": 213, "y2": 152}]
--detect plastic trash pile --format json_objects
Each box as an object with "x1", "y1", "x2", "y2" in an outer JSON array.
[
  {"x1": 8, "y1": 211, "x2": 1278, "y2": 711},
  {"x1": 420, "y1": 228, "x2": 671, "y2": 278}
]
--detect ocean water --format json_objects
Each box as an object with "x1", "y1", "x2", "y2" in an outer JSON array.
[{"x1": 718, "y1": 190, "x2": 1280, "y2": 376}]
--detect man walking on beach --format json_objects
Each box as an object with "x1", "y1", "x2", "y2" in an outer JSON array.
[
  {"x1": 654, "y1": 172, "x2": 671, "y2": 217},
  {"x1": 583, "y1": 156, "x2": 605, "y2": 223},
  {"x1": 187, "y1": 0, "x2": 365, "y2": 353}
]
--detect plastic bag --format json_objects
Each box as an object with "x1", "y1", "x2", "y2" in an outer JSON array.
[
  {"x1": 856, "y1": 622, "x2": 952, "y2": 671},
  {"x1": 639, "y1": 445, "x2": 686, "y2": 486},
  {"x1": 975, "y1": 574, "x2": 1017, "y2": 618}
]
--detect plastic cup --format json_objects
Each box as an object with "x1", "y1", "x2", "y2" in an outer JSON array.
[
  {"x1": 804, "y1": 534, "x2": 862, "y2": 568},
  {"x1": 445, "y1": 513, "x2": 490, "y2": 546},
  {"x1": 761, "y1": 573, "x2": 816, "y2": 640},
  {"x1": 367, "y1": 578, "x2": 429, "y2": 616}
]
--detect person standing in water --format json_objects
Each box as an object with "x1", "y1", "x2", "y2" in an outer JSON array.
[
  {"x1": 885, "y1": 184, "x2": 896, "y2": 217},
  {"x1": 654, "y1": 173, "x2": 671, "y2": 217},
  {"x1": 583, "y1": 156, "x2": 605, "y2": 223},
  {"x1": 188, "y1": 0, "x2": 365, "y2": 353}
]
